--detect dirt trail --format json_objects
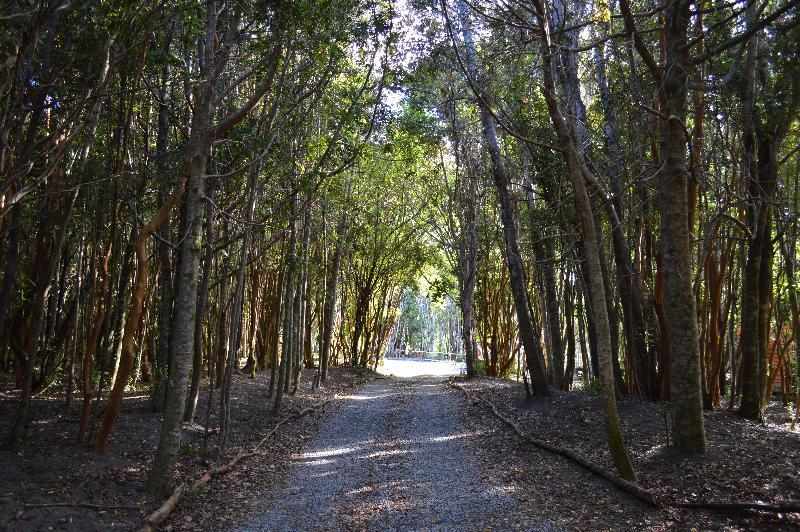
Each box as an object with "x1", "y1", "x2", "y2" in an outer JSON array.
[{"x1": 238, "y1": 377, "x2": 550, "y2": 531}]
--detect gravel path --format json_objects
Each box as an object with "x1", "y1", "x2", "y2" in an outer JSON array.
[{"x1": 239, "y1": 378, "x2": 549, "y2": 531}]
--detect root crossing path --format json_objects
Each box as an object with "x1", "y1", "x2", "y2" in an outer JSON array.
[{"x1": 239, "y1": 378, "x2": 550, "y2": 531}]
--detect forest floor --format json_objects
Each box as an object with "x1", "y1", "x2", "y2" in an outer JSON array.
[
  {"x1": 221, "y1": 374, "x2": 800, "y2": 531},
  {"x1": 2, "y1": 370, "x2": 799, "y2": 531},
  {"x1": 0, "y1": 366, "x2": 376, "y2": 531},
  {"x1": 455, "y1": 377, "x2": 800, "y2": 530}
]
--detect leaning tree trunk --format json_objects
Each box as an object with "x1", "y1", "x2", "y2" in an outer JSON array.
[
  {"x1": 453, "y1": 0, "x2": 549, "y2": 394},
  {"x1": 94, "y1": 168, "x2": 187, "y2": 452},
  {"x1": 534, "y1": 0, "x2": 637, "y2": 480}
]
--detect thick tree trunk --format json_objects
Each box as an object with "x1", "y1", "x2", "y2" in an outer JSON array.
[{"x1": 657, "y1": 0, "x2": 706, "y2": 452}]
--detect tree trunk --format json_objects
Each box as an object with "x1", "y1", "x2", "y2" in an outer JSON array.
[
  {"x1": 184, "y1": 193, "x2": 214, "y2": 424},
  {"x1": 273, "y1": 193, "x2": 297, "y2": 414},
  {"x1": 533, "y1": 0, "x2": 637, "y2": 480},
  {"x1": 146, "y1": 3, "x2": 216, "y2": 493},
  {"x1": 320, "y1": 218, "x2": 343, "y2": 383},
  {"x1": 7, "y1": 189, "x2": 78, "y2": 447},
  {"x1": 454, "y1": 0, "x2": 549, "y2": 395},
  {"x1": 657, "y1": 0, "x2": 706, "y2": 451}
]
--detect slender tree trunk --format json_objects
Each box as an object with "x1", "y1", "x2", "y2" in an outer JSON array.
[
  {"x1": 78, "y1": 245, "x2": 110, "y2": 442},
  {"x1": 542, "y1": 241, "x2": 564, "y2": 389},
  {"x1": 592, "y1": 41, "x2": 651, "y2": 397},
  {"x1": 7, "y1": 189, "x2": 78, "y2": 447},
  {"x1": 146, "y1": 149, "x2": 209, "y2": 493},
  {"x1": 273, "y1": 193, "x2": 297, "y2": 414},
  {"x1": 320, "y1": 220, "x2": 342, "y2": 383},
  {"x1": 270, "y1": 247, "x2": 287, "y2": 394},
  {"x1": 146, "y1": 2, "x2": 217, "y2": 493},
  {"x1": 454, "y1": 0, "x2": 549, "y2": 395},
  {"x1": 533, "y1": 0, "x2": 637, "y2": 479},
  {"x1": 220, "y1": 158, "x2": 261, "y2": 452},
  {"x1": 184, "y1": 193, "x2": 214, "y2": 423}
]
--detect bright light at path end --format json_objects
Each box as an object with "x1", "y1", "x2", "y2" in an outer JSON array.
[{"x1": 378, "y1": 357, "x2": 466, "y2": 378}]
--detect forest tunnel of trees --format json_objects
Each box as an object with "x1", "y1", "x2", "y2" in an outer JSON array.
[{"x1": 1, "y1": 0, "x2": 799, "y2": 522}]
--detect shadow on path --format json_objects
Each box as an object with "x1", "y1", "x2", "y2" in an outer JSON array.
[{"x1": 237, "y1": 378, "x2": 551, "y2": 531}]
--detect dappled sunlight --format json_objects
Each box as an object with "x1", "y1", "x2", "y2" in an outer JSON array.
[
  {"x1": 345, "y1": 479, "x2": 407, "y2": 496},
  {"x1": 299, "y1": 458, "x2": 338, "y2": 466},
  {"x1": 387, "y1": 429, "x2": 489, "y2": 447},
  {"x1": 302, "y1": 445, "x2": 364, "y2": 459},
  {"x1": 313, "y1": 470, "x2": 337, "y2": 479},
  {"x1": 490, "y1": 485, "x2": 519, "y2": 496},
  {"x1": 359, "y1": 448, "x2": 412, "y2": 460},
  {"x1": 640, "y1": 443, "x2": 669, "y2": 459}
]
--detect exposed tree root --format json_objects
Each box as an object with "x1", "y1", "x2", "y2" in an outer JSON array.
[
  {"x1": 448, "y1": 379, "x2": 800, "y2": 518},
  {"x1": 139, "y1": 400, "x2": 329, "y2": 532}
]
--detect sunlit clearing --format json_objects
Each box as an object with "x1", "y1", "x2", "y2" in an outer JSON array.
[{"x1": 379, "y1": 358, "x2": 466, "y2": 378}]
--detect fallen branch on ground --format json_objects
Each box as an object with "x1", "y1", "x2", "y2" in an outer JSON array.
[
  {"x1": 676, "y1": 501, "x2": 800, "y2": 514},
  {"x1": 447, "y1": 380, "x2": 800, "y2": 517},
  {"x1": 139, "y1": 400, "x2": 329, "y2": 532},
  {"x1": 446, "y1": 380, "x2": 659, "y2": 507}
]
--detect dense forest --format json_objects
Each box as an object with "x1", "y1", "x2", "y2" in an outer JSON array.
[{"x1": 1, "y1": 0, "x2": 799, "y2": 529}]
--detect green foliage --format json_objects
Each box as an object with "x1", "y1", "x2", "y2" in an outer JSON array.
[{"x1": 584, "y1": 378, "x2": 602, "y2": 396}]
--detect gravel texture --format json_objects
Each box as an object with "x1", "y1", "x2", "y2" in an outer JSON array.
[{"x1": 239, "y1": 377, "x2": 548, "y2": 531}]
